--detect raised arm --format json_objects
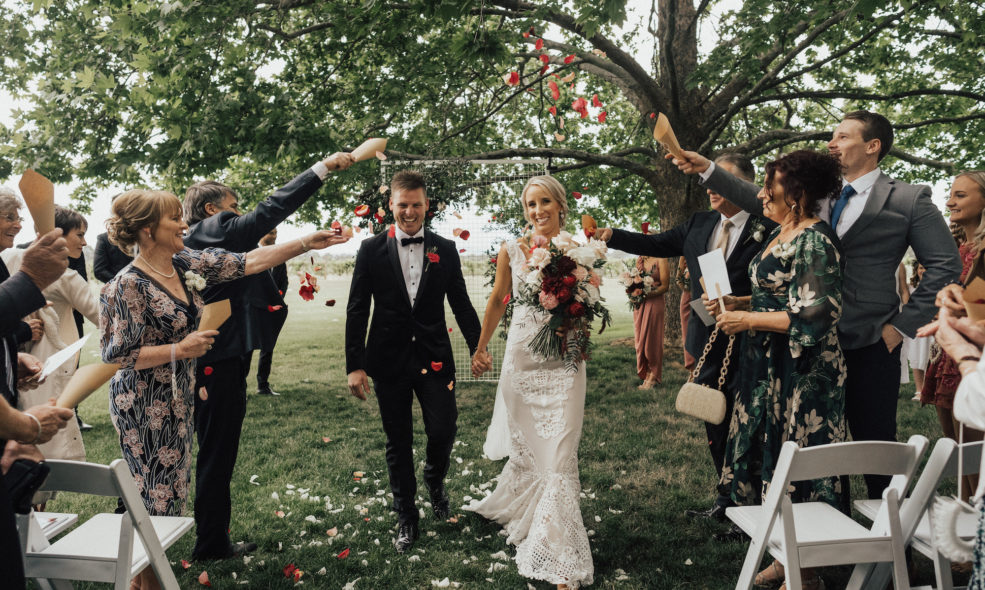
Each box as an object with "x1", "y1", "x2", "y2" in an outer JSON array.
[
  {"x1": 598, "y1": 219, "x2": 690, "y2": 259},
  {"x1": 667, "y1": 151, "x2": 764, "y2": 216}
]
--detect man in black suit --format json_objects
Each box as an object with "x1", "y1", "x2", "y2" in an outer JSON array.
[
  {"x1": 256, "y1": 228, "x2": 288, "y2": 396},
  {"x1": 183, "y1": 152, "x2": 354, "y2": 560},
  {"x1": 597, "y1": 155, "x2": 776, "y2": 537},
  {"x1": 93, "y1": 232, "x2": 133, "y2": 283},
  {"x1": 345, "y1": 170, "x2": 481, "y2": 553}
]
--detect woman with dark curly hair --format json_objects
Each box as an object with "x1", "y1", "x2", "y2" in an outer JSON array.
[{"x1": 709, "y1": 149, "x2": 845, "y2": 590}]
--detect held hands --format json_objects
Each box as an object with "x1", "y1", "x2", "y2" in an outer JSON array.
[
  {"x1": 716, "y1": 310, "x2": 751, "y2": 335},
  {"x1": 323, "y1": 152, "x2": 356, "y2": 172},
  {"x1": 665, "y1": 150, "x2": 712, "y2": 175},
  {"x1": 20, "y1": 229, "x2": 69, "y2": 290},
  {"x1": 24, "y1": 400, "x2": 74, "y2": 444},
  {"x1": 1, "y1": 440, "x2": 44, "y2": 475},
  {"x1": 26, "y1": 318, "x2": 44, "y2": 341},
  {"x1": 934, "y1": 307, "x2": 985, "y2": 375},
  {"x1": 347, "y1": 369, "x2": 371, "y2": 401},
  {"x1": 177, "y1": 330, "x2": 219, "y2": 359},
  {"x1": 303, "y1": 230, "x2": 350, "y2": 251},
  {"x1": 595, "y1": 228, "x2": 613, "y2": 242},
  {"x1": 936, "y1": 283, "x2": 967, "y2": 317},
  {"x1": 471, "y1": 349, "x2": 493, "y2": 378}
]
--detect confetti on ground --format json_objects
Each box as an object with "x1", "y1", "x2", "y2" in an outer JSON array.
[
  {"x1": 338, "y1": 548, "x2": 351, "y2": 559},
  {"x1": 198, "y1": 571, "x2": 211, "y2": 586},
  {"x1": 249, "y1": 475, "x2": 260, "y2": 486},
  {"x1": 181, "y1": 559, "x2": 191, "y2": 569},
  {"x1": 322, "y1": 437, "x2": 332, "y2": 443},
  {"x1": 275, "y1": 510, "x2": 285, "y2": 518},
  {"x1": 327, "y1": 527, "x2": 338, "y2": 537},
  {"x1": 685, "y1": 558, "x2": 694, "y2": 565}
]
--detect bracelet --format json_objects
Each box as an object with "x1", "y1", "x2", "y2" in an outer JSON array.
[
  {"x1": 18, "y1": 412, "x2": 43, "y2": 445},
  {"x1": 960, "y1": 354, "x2": 981, "y2": 363},
  {"x1": 299, "y1": 237, "x2": 309, "y2": 252}
]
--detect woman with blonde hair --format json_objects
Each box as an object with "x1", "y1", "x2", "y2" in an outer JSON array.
[{"x1": 100, "y1": 189, "x2": 347, "y2": 590}]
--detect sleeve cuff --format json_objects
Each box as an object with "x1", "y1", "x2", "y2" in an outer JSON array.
[
  {"x1": 698, "y1": 161, "x2": 716, "y2": 182},
  {"x1": 311, "y1": 161, "x2": 330, "y2": 180}
]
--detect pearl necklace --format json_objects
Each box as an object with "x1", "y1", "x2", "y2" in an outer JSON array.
[{"x1": 136, "y1": 255, "x2": 176, "y2": 279}]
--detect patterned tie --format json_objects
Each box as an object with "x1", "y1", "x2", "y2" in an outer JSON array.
[
  {"x1": 829, "y1": 184, "x2": 857, "y2": 233},
  {"x1": 714, "y1": 219, "x2": 733, "y2": 256}
]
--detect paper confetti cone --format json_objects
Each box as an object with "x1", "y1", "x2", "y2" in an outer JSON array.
[
  {"x1": 351, "y1": 138, "x2": 388, "y2": 162},
  {"x1": 18, "y1": 169, "x2": 55, "y2": 234},
  {"x1": 56, "y1": 363, "x2": 120, "y2": 409}
]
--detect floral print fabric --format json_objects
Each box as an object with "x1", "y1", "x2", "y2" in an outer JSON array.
[
  {"x1": 719, "y1": 224, "x2": 847, "y2": 507},
  {"x1": 100, "y1": 248, "x2": 244, "y2": 516}
]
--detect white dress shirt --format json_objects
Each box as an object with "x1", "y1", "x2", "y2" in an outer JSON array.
[
  {"x1": 310, "y1": 161, "x2": 330, "y2": 180},
  {"x1": 706, "y1": 210, "x2": 750, "y2": 258},
  {"x1": 823, "y1": 168, "x2": 882, "y2": 237},
  {"x1": 394, "y1": 227, "x2": 425, "y2": 305}
]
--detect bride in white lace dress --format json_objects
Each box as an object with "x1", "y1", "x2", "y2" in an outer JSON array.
[{"x1": 466, "y1": 175, "x2": 593, "y2": 589}]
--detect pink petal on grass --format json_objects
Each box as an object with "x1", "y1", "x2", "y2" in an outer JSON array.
[{"x1": 198, "y1": 571, "x2": 211, "y2": 586}]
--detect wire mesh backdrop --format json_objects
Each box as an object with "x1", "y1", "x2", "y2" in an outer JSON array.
[{"x1": 380, "y1": 159, "x2": 549, "y2": 382}]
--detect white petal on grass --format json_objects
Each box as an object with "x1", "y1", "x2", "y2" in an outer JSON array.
[
  {"x1": 490, "y1": 551, "x2": 510, "y2": 561},
  {"x1": 408, "y1": 555, "x2": 421, "y2": 562},
  {"x1": 685, "y1": 558, "x2": 694, "y2": 565},
  {"x1": 249, "y1": 475, "x2": 260, "y2": 486},
  {"x1": 431, "y1": 578, "x2": 451, "y2": 588}
]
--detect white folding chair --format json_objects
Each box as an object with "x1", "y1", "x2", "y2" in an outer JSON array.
[
  {"x1": 854, "y1": 438, "x2": 981, "y2": 590},
  {"x1": 727, "y1": 434, "x2": 931, "y2": 590},
  {"x1": 18, "y1": 458, "x2": 193, "y2": 590}
]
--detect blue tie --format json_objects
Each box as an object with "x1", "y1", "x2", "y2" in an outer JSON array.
[{"x1": 829, "y1": 184, "x2": 856, "y2": 233}]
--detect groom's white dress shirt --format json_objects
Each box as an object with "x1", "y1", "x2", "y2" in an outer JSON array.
[{"x1": 395, "y1": 227, "x2": 425, "y2": 305}]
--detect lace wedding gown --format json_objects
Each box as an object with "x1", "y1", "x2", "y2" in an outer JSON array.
[{"x1": 465, "y1": 239, "x2": 593, "y2": 587}]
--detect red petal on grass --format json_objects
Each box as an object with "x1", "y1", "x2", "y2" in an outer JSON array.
[
  {"x1": 572, "y1": 191, "x2": 582, "y2": 199},
  {"x1": 325, "y1": 299, "x2": 336, "y2": 307},
  {"x1": 563, "y1": 54, "x2": 575, "y2": 64},
  {"x1": 182, "y1": 560, "x2": 191, "y2": 569},
  {"x1": 203, "y1": 366, "x2": 213, "y2": 376},
  {"x1": 275, "y1": 510, "x2": 285, "y2": 518},
  {"x1": 592, "y1": 94, "x2": 602, "y2": 107},
  {"x1": 354, "y1": 204, "x2": 371, "y2": 217},
  {"x1": 641, "y1": 222, "x2": 650, "y2": 234},
  {"x1": 598, "y1": 111, "x2": 607, "y2": 123},
  {"x1": 503, "y1": 293, "x2": 512, "y2": 304},
  {"x1": 459, "y1": 230, "x2": 470, "y2": 240},
  {"x1": 548, "y1": 81, "x2": 560, "y2": 100},
  {"x1": 535, "y1": 38, "x2": 543, "y2": 50},
  {"x1": 294, "y1": 570, "x2": 304, "y2": 581},
  {"x1": 267, "y1": 305, "x2": 283, "y2": 312},
  {"x1": 198, "y1": 571, "x2": 211, "y2": 586},
  {"x1": 327, "y1": 527, "x2": 338, "y2": 536},
  {"x1": 431, "y1": 361, "x2": 443, "y2": 371},
  {"x1": 548, "y1": 106, "x2": 557, "y2": 116},
  {"x1": 337, "y1": 548, "x2": 350, "y2": 560},
  {"x1": 322, "y1": 436, "x2": 332, "y2": 443},
  {"x1": 571, "y1": 97, "x2": 587, "y2": 113}
]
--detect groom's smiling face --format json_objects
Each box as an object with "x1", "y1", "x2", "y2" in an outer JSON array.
[{"x1": 390, "y1": 187, "x2": 429, "y2": 235}]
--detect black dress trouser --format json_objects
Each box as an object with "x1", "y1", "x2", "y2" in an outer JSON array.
[
  {"x1": 0, "y1": 454, "x2": 26, "y2": 589},
  {"x1": 374, "y1": 371, "x2": 458, "y2": 525},
  {"x1": 192, "y1": 354, "x2": 250, "y2": 557}
]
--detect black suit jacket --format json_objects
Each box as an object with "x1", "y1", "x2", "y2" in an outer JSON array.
[
  {"x1": 345, "y1": 230, "x2": 481, "y2": 380},
  {"x1": 184, "y1": 168, "x2": 323, "y2": 362},
  {"x1": 93, "y1": 232, "x2": 133, "y2": 283},
  {"x1": 0, "y1": 262, "x2": 46, "y2": 405},
  {"x1": 609, "y1": 211, "x2": 777, "y2": 389},
  {"x1": 269, "y1": 262, "x2": 288, "y2": 295}
]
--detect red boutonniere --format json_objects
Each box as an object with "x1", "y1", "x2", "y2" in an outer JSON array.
[
  {"x1": 426, "y1": 246, "x2": 440, "y2": 270},
  {"x1": 387, "y1": 224, "x2": 396, "y2": 238}
]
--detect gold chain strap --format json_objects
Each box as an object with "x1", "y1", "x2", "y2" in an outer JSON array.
[{"x1": 687, "y1": 326, "x2": 736, "y2": 388}]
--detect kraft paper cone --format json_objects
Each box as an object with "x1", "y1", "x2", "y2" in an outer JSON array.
[
  {"x1": 581, "y1": 214, "x2": 597, "y2": 238},
  {"x1": 964, "y1": 277, "x2": 985, "y2": 321},
  {"x1": 351, "y1": 138, "x2": 388, "y2": 162},
  {"x1": 18, "y1": 169, "x2": 55, "y2": 234},
  {"x1": 653, "y1": 113, "x2": 686, "y2": 160},
  {"x1": 56, "y1": 363, "x2": 120, "y2": 409},
  {"x1": 199, "y1": 299, "x2": 231, "y2": 332}
]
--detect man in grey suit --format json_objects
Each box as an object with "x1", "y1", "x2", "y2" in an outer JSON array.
[{"x1": 669, "y1": 110, "x2": 961, "y2": 500}]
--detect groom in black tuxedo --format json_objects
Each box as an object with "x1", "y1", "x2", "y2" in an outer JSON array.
[{"x1": 346, "y1": 170, "x2": 481, "y2": 553}]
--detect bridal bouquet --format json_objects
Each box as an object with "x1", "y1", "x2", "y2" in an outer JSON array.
[
  {"x1": 619, "y1": 265, "x2": 655, "y2": 310},
  {"x1": 517, "y1": 231, "x2": 611, "y2": 366}
]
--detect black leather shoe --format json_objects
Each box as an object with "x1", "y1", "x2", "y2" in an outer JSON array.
[
  {"x1": 394, "y1": 521, "x2": 419, "y2": 553},
  {"x1": 257, "y1": 387, "x2": 281, "y2": 396},
  {"x1": 192, "y1": 541, "x2": 258, "y2": 561},
  {"x1": 713, "y1": 525, "x2": 748, "y2": 543},
  {"x1": 685, "y1": 504, "x2": 728, "y2": 523},
  {"x1": 427, "y1": 484, "x2": 450, "y2": 520}
]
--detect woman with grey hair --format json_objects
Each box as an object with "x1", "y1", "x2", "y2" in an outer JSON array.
[{"x1": 467, "y1": 175, "x2": 594, "y2": 589}]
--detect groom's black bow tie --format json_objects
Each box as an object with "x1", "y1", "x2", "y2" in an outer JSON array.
[{"x1": 401, "y1": 236, "x2": 424, "y2": 246}]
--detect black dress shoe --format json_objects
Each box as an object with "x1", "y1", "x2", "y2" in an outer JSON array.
[
  {"x1": 394, "y1": 521, "x2": 419, "y2": 553},
  {"x1": 685, "y1": 504, "x2": 729, "y2": 522},
  {"x1": 713, "y1": 525, "x2": 748, "y2": 543},
  {"x1": 257, "y1": 387, "x2": 281, "y2": 396},
  {"x1": 192, "y1": 541, "x2": 258, "y2": 561},
  {"x1": 427, "y1": 484, "x2": 450, "y2": 520}
]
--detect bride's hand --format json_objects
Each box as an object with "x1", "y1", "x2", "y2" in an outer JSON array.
[{"x1": 471, "y1": 349, "x2": 492, "y2": 377}]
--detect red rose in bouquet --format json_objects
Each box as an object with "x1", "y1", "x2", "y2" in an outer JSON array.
[
  {"x1": 562, "y1": 275, "x2": 577, "y2": 287},
  {"x1": 567, "y1": 302, "x2": 586, "y2": 317}
]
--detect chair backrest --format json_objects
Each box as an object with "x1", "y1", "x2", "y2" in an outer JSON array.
[
  {"x1": 896, "y1": 437, "x2": 959, "y2": 536},
  {"x1": 784, "y1": 435, "x2": 929, "y2": 482},
  {"x1": 941, "y1": 439, "x2": 984, "y2": 480}
]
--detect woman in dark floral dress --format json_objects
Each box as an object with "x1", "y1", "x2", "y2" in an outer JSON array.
[
  {"x1": 100, "y1": 189, "x2": 347, "y2": 590},
  {"x1": 711, "y1": 150, "x2": 845, "y2": 590}
]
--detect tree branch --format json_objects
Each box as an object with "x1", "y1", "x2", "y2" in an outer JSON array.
[
  {"x1": 742, "y1": 87, "x2": 985, "y2": 106},
  {"x1": 255, "y1": 21, "x2": 333, "y2": 40},
  {"x1": 889, "y1": 148, "x2": 954, "y2": 172},
  {"x1": 894, "y1": 112, "x2": 985, "y2": 129}
]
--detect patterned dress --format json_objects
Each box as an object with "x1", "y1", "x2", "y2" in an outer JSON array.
[
  {"x1": 100, "y1": 248, "x2": 245, "y2": 516},
  {"x1": 719, "y1": 223, "x2": 847, "y2": 507}
]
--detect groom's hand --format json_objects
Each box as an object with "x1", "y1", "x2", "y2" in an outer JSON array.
[{"x1": 347, "y1": 369, "x2": 371, "y2": 400}]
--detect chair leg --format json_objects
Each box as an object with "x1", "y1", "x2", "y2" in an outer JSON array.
[
  {"x1": 784, "y1": 563, "x2": 803, "y2": 590},
  {"x1": 934, "y1": 552, "x2": 954, "y2": 590},
  {"x1": 890, "y1": 542, "x2": 911, "y2": 590}
]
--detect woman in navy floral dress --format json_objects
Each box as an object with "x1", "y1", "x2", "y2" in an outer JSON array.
[{"x1": 100, "y1": 189, "x2": 347, "y2": 590}]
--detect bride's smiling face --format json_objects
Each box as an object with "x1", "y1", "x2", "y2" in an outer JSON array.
[{"x1": 524, "y1": 185, "x2": 562, "y2": 237}]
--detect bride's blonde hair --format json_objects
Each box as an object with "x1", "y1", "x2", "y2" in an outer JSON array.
[{"x1": 519, "y1": 175, "x2": 568, "y2": 227}]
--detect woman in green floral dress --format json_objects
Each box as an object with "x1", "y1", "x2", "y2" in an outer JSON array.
[{"x1": 711, "y1": 150, "x2": 846, "y2": 590}]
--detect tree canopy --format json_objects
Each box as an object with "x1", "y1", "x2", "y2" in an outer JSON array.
[{"x1": 1, "y1": 0, "x2": 983, "y2": 229}]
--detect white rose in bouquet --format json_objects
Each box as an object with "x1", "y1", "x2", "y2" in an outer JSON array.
[
  {"x1": 528, "y1": 247, "x2": 552, "y2": 270},
  {"x1": 619, "y1": 271, "x2": 633, "y2": 287},
  {"x1": 643, "y1": 275, "x2": 654, "y2": 288},
  {"x1": 525, "y1": 269, "x2": 543, "y2": 286},
  {"x1": 583, "y1": 283, "x2": 601, "y2": 305},
  {"x1": 552, "y1": 230, "x2": 578, "y2": 251},
  {"x1": 573, "y1": 266, "x2": 589, "y2": 282},
  {"x1": 587, "y1": 238, "x2": 608, "y2": 259},
  {"x1": 567, "y1": 246, "x2": 597, "y2": 268}
]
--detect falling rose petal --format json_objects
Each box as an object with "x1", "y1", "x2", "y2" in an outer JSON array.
[
  {"x1": 379, "y1": 184, "x2": 389, "y2": 194},
  {"x1": 375, "y1": 151, "x2": 387, "y2": 161},
  {"x1": 539, "y1": 54, "x2": 549, "y2": 64},
  {"x1": 448, "y1": 328, "x2": 453, "y2": 333},
  {"x1": 431, "y1": 361, "x2": 444, "y2": 372},
  {"x1": 327, "y1": 527, "x2": 338, "y2": 536},
  {"x1": 561, "y1": 72, "x2": 576, "y2": 83},
  {"x1": 554, "y1": 133, "x2": 566, "y2": 142},
  {"x1": 374, "y1": 212, "x2": 384, "y2": 224},
  {"x1": 641, "y1": 222, "x2": 650, "y2": 234},
  {"x1": 598, "y1": 111, "x2": 607, "y2": 123},
  {"x1": 354, "y1": 204, "x2": 371, "y2": 217},
  {"x1": 459, "y1": 230, "x2": 470, "y2": 240},
  {"x1": 503, "y1": 71, "x2": 519, "y2": 86},
  {"x1": 198, "y1": 387, "x2": 208, "y2": 401},
  {"x1": 452, "y1": 228, "x2": 463, "y2": 237},
  {"x1": 337, "y1": 548, "x2": 351, "y2": 560},
  {"x1": 649, "y1": 112, "x2": 656, "y2": 118},
  {"x1": 447, "y1": 516, "x2": 459, "y2": 523},
  {"x1": 559, "y1": 117, "x2": 565, "y2": 129},
  {"x1": 592, "y1": 93, "x2": 602, "y2": 107},
  {"x1": 572, "y1": 191, "x2": 582, "y2": 199},
  {"x1": 182, "y1": 559, "x2": 191, "y2": 569},
  {"x1": 522, "y1": 31, "x2": 530, "y2": 38},
  {"x1": 331, "y1": 220, "x2": 342, "y2": 235},
  {"x1": 299, "y1": 285, "x2": 315, "y2": 301},
  {"x1": 322, "y1": 436, "x2": 332, "y2": 443},
  {"x1": 503, "y1": 293, "x2": 512, "y2": 304},
  {"x1": 571, "y1": 97, "x2": 588, "y2": 117},
  {"x1": 452, "y1": 210, "x2": 462, "y2": 219},
  {"x1": 447, "y1": 381, "x2": 454, "y2": 391},
  {"x1": 421, "y1": 368, "x2": 427, "y2": 374},
  {"x1": 592, "y1": 48, "x2": 607, "y2": 57},
  {"x1": 314, "y1": 266, "x2": 322, "y2": 271},
  {"x1": 539, "y1": 64, "x2": 549, "y2": 75},
  {"x1": 548, "y1": 80, "x2": 560, "y2": 100},
  {"x1": 548, "y1": 106, "x2": 557, "y2": 117},
  {"x1": 325, "y1": 299, "x2": 336, "y2": 307},
  {"x1": 459, "y1": 248, "x2": 465, "y2": 253},
  {"x1": 534, "y1": 38, "x2": 543, "y2": 50},
  {"x1": 563, "y1": 54, "x2": 576, "y2": 64},
  {"x1": 198, "y1": 571, "x2": 211, "y2": 586},
  {"x1": 203, "y1": 366, "x2": 213, "y2": 376},
  {"x1": 275, "y1": 510, "x2": 285, "y2": 518},
  {"x1": 267, "y1": 305, "x2": 283, "y2": 312}
]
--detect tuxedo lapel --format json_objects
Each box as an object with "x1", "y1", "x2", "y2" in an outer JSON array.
[
  {"x1": 386, "y1": 235, "x2": 413, "y2": 310},
  {"x1": 413, "y1": 231, "x2": 435, "y2": 312},
  {"x1": 840, "y1": 173, "x2": 892, "y2": 245}
]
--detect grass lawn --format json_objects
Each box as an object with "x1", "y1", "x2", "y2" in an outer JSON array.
[{"x1": 46, "y1": 277, "x2": 948, "y2": 589}]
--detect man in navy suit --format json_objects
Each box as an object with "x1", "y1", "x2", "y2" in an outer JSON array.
[
  {"x1": 345, "y1": 170, "x2": 481, "y2": 553},
  {"x1": 597, "y1": 155, "x2": 776, "y2": 536},
  {"x1": 183, "y1": 152, "x2": 354, "y2": 560}
]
